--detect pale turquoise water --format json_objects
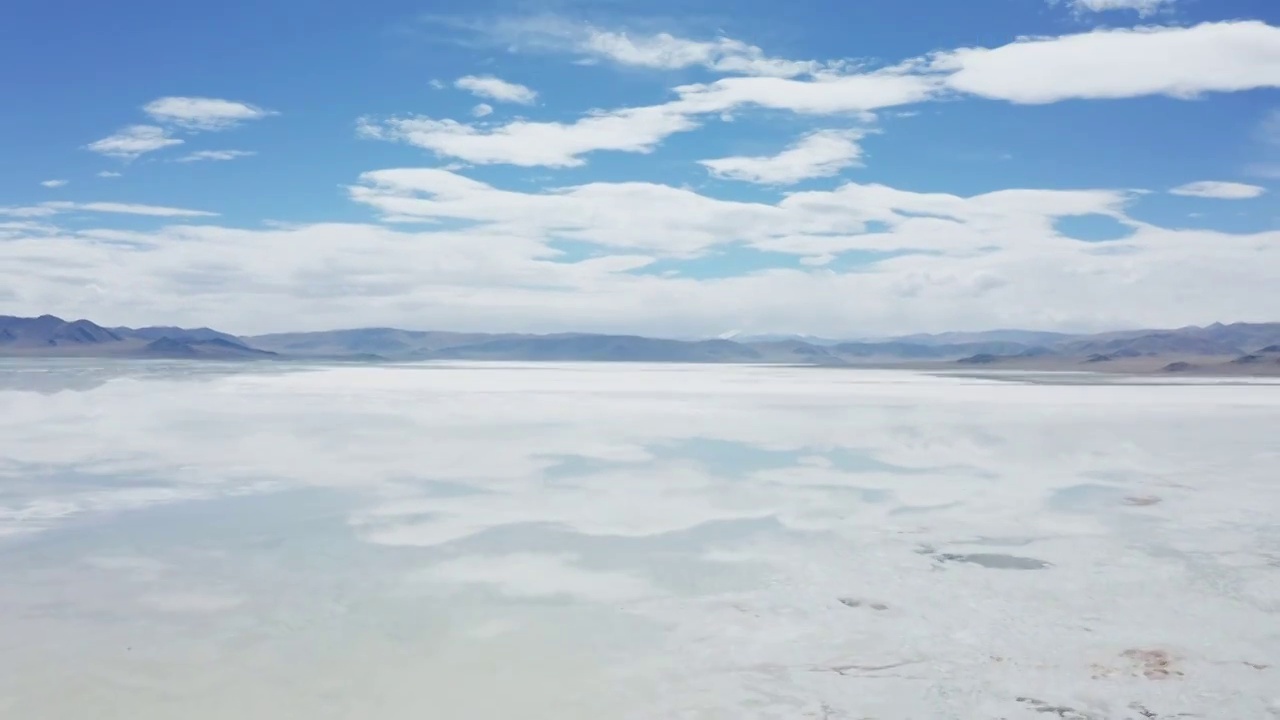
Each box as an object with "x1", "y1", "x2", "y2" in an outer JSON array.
[{"x1": 1, "y1": 360, "x2": 1278, "y2": 718}]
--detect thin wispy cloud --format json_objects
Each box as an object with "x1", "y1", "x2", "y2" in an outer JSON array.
[
  {"x1": 1257, "y1": 108, "x2": 1280, "y2": 147},
  {"x1": 1066, "y1": 0, "x2": 1175, "y2": 16},
  {"x1": 175, "y1": 149, "x2": 257, "y2": 163},
  {"x1": 1170, "y1": 181, "x2": 1266, "y2": 199},
  {"x1": 0, "y1": 201, "x2": 217, "y2": 218},
  {"x1": 358, "y1": 102, "x2": 699, "y2": 167},
  {"x1": 85, "y1": 125, "x2": 183, "y2": 159},
  {"x1": 442, "y1": 15, "x2": 836, "y2": 78}
]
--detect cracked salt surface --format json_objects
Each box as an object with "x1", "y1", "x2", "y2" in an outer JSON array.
[{"x1": 0, "y1": 360, "x2": 1278, "y2": 719}]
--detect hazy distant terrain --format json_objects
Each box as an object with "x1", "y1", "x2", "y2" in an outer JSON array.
[{"x1": 3, "y1": 313, "x2": 1280, "y2": 374}]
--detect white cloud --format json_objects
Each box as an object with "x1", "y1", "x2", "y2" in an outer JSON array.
[
  {"x1": 361, "y1": 66, "x2": 936, "y2": 167},
  {"x1": 449, "y1": 18, "x2": 1276, "y2": 120},
  {"x1": 0, "y1": 221, "x2": 58, "y2": 240},
  {"x1": 674, "y1": 71, "x2": 940, "y2": 115},
  {"x1": 477, "y1": 17, "x2": 832, "y2": 78},
  {"x1": 71, "y1": 202, "x2": 217, "y2": 217},
  {"x1": 364, "y1": 21, "x2": 1280, "y2": 171},
  {"x1": 349, "y1": 167, "x2": 773, "y2": 252},
  {"x1": 471, "y1": 103, "x2": 494, "y2": 118},
  {"x1": 933, "y1": 21, "x2": 1280, "y2": 104},
  {"x1": 17, "y1": 18, "x2": 1280, "y2": 337},
  {"x1": 358, "y1": 103, "x2": 699, "y2": 167},
  {"x1": 1, "y1": 165, "x2": 1276, "y2": 339},
  {"x1": 0, "y1": 201, "x2": 217, "y2": 218},
  {"x1": 348, "y1": 167, "x2": 1133, "y2": 258},
  {"x1": 1068, "y1": 0, "x2": 1174, "y2": 15},
  {"x1": 85, "y1": 125, "x2": 183, "y2": 159},
  {"x1": 175, "y1": 149, "x2": 257, "y2": 163},
  {"x1": 143, "y1": 96, "x2": 277, "y2": 130},
  {"x1": 1169, "y1": 181, "x2": 1266, "y2": 199},
  {"x1": 40, "y1": 179, "x2": 68, "y2": 189},
  {"x1": 578, "y1": 29, "x2": 826, "y2": 78},
  {"x1": 97, "y1": 171, "x2": 123, "y2": 178},
  {"x1": 454, "y1": 75, "x2": 538, "y2": 104},
  {"x1": 700, "y1": 130, "x2": 867, "y2": 185}
]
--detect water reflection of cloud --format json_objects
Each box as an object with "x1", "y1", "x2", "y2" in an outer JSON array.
[
  {"x1": 1, "y1": 361, "x2": 1278, "y2": 717},
  {"x1": 4, "y1": 362, "x2": 1275, "y2": 540},
  {"x1": 413, "y1": 553, "x2": 659, "y2": 604}
]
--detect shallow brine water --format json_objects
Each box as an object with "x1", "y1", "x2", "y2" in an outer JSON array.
[{"x1": 1, "y1": 360, "x2": 1277, "y2": 719}]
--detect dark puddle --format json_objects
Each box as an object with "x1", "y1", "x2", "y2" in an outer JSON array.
[
  {"x1": 936, "y1": 552, "x2": 1051, "y2": 570},
  {"x1": 1123, "y1": 495, "x2": 1163, "y2": 507},
  {"x1": 837, "y1": 597, "x2": 889, "y2": 611}
]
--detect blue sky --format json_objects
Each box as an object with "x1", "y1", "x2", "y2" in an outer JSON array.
[{"x1": 1, "y1": 0, "x2": 1279, "y2": 337}]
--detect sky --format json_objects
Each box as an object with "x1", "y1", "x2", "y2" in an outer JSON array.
[{"x1": 1, "y1": 0, "x2": 1279, "y2": 338}]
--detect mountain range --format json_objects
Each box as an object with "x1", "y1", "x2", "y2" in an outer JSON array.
[{"x1": 2, "y1": 314, "x2": 1279, "y2": 373}]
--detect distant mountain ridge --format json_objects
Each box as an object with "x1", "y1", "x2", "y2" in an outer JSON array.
[
  {"x1": 2, "y1": 314, "x2": 1279, "y2": 371},
  {"x1": 0, "y1": 315, "x2": 124, "y2": 346},
  {"x1": 114, "y1": 325, "x2": 245, "y2": 345},
  {"x1": 0, "y1": 315, "x2": 273, "y2": 359}
]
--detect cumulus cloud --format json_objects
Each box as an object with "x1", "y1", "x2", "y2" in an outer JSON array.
[
  {"x1": 700, "y1": 130, "x2": 867, "y2": 184},
  {"x1": 454, "y1": 75, "x2": 538, "y2": 104},
  {"x1": 21, "y1": 19, "x2": 1280, "y2": 337},
  {"x1": 175, "y1": 150, "x2": 257, "y2": 163},
  {"x1": 349, "y1": 168, "x2": 1132, "y2": 257},
  {"x1": 85, "y1": 125, "x2": 183, "y2": 159},
  {"x1": 40, "y1": 179, "x2": 68, "y2": 188},
  {"x1": 933, "y1": 21, "x2": 1280, "y2": 104},
  {"x1": 97, "y1": 171, "x2": 123, "y2": 178},
  {"x1": 1169, "y1": 181, "x2": 1266, "y2": 199},
  {"x1": 0, "y1": 199, "x2": 1274, "y2": 338},
  {"x1": 471, "y1": 103, "x2": 494, "y2": 118},
  {"x1": 143, "y1": 96, "x2": 277, "y2": 130}
]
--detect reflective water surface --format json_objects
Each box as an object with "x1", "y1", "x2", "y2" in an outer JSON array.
[{"x1": 1, "y1": 360, "x2": 1278, "y2": 719}]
